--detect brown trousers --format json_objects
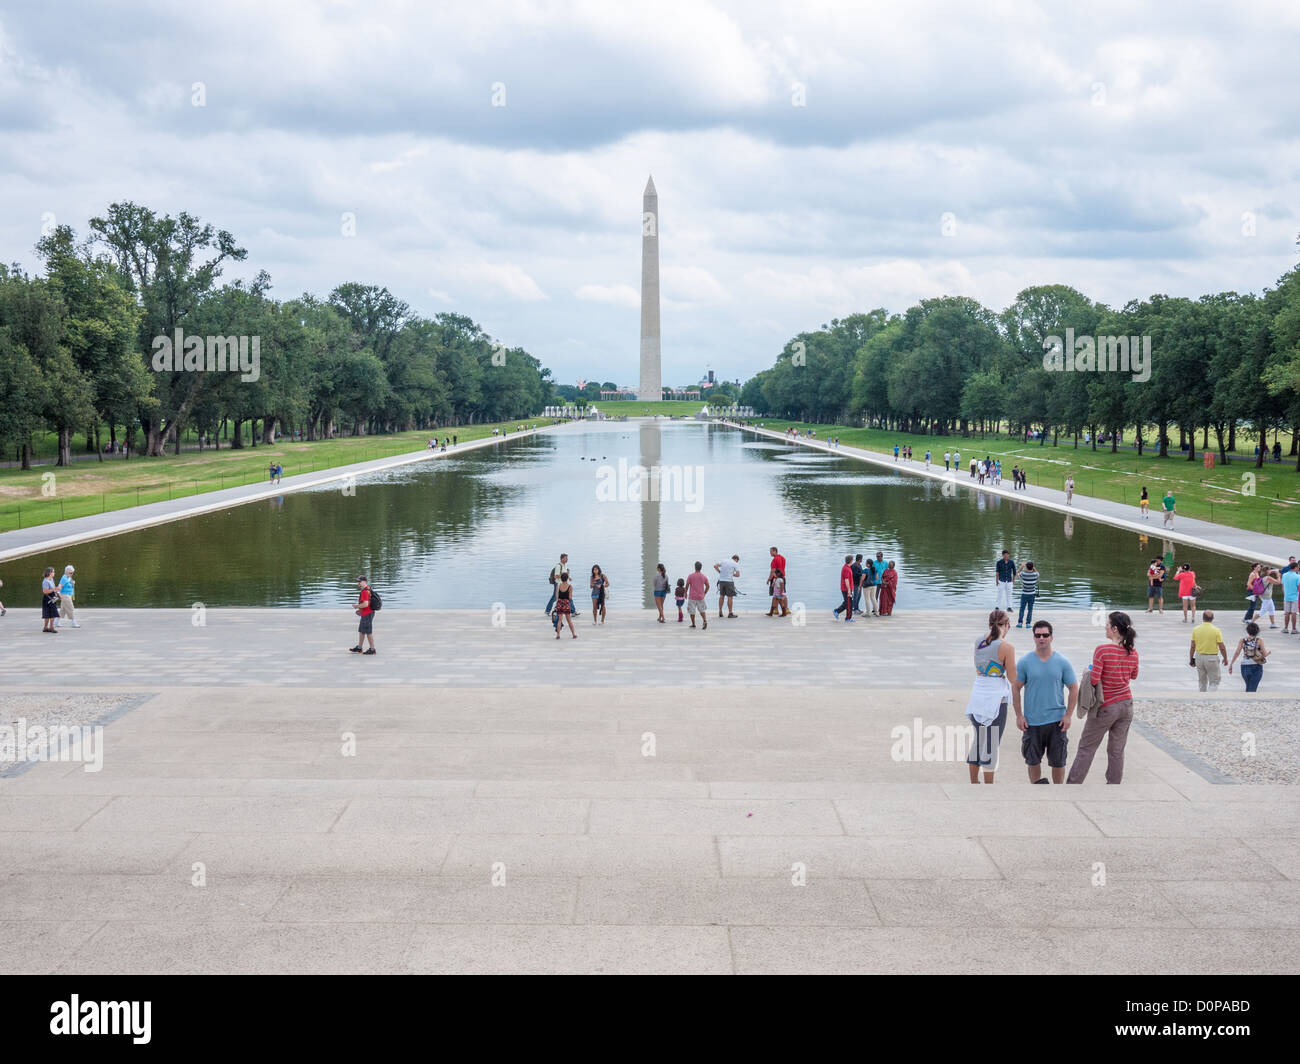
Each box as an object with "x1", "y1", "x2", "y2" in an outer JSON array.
[{"x1": 1066, "y1": 698, "x2": 1133, "y2": 785}]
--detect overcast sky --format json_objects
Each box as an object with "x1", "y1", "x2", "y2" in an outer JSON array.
[{"x1": 2, "y1": 1, "x2": 1298, "y2": 387}]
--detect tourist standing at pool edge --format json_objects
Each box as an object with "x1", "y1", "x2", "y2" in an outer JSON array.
[
  {"x1": 965, "y1": 610, "x2": 1017, "y2": 784},
  {"x1": 714, "y1": 555, "x2": 739, "y2": 618},
  {"x1": 350, "y1": 577, "x2": 376, "y2": 655},
  {"x1": 1174, "y1": 563, "x2": 1198, "y2": 622},
  {"x1": 767, "y1": 547, "x2": 786, "y2": 604},
  {"x1": 589, "y1": 564, "x2": 610, "y2": 625},
  {"x1": 1013, "y1": 619, "x2": 1078, "y2": 784},
  {"x1": 41, "y1": 567, "x2": 59, "y2": 634},
  {"x1": 56, "y1": 565, "x2": 79, "y2": 628},
  {"x1": 1015, "y1": 561, "x2": 1039, "y2": 627},
  {"x1": 685, "y1": 562, "x2": 710, "y2": 630},
  {"x1": 1279, "y1": 562, "x2": 1299, "y2": 634},
  {"x1": 995, "y1": 549, "x2": 1016, "y2": 611},
  {"x1": 652, "y1": 563, "x2": 669, "y2": 623},
  {"x1": 554, "y1": 571, "x2": 576, "y2": 639},
  {"x1": 879, "y1": 561, "x2": 898, "y2": 616},
  {"x1": 1067, "y1": 612, "x2": 1139, "y2": 785},
  {"x1": 1146, "y1": 557, "x2": 1166, "y2": 614}
]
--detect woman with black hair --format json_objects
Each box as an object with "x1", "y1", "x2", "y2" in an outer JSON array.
[
  {"x1": 1067, "y1": 612, "x2": 1139, "y2": 784},
  {"x1": 554, "y1": 572, "x2": 576, "y2": 640},
  {"x1": 589, "y1": 564, "x2": 610, "y2": 625}
]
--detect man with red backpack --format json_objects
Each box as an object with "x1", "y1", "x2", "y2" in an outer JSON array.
[{"x1": 350, "y1": 576, "x2": 379, "y2": 655}]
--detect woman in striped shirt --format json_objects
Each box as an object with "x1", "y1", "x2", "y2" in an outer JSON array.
[
  {"x1": 1015, "y1": 561, "x2": 1039, "y2": 627},
  {"x1": 1066, "y1": 612, "x2": 1139, "y2": 784}
]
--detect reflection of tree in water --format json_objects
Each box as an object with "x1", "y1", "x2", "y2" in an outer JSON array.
[
  {"x1": 26, "y1": 448, "x2": 527, "y2": 608},
  {"x1": 773, "y1": 465, "x2": 1239, "y2": 610}
]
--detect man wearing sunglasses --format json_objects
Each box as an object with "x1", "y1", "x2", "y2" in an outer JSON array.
[{"x1": 1011, "y1": 619, "x2": 1079, "y2": 784}]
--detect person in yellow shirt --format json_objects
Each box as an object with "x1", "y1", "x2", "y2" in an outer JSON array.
[{"x1": 1189, "y1": 610, "x2": 1228, "y2": 691}]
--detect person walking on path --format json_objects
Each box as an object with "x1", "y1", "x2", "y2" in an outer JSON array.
[
  {"x1": 589, "y1": 564, "x2": 610, "y2": 625},
  {"x1": 1064, "y1": 474, "x2": 1075, "y2": 505},
  {"x1": 768, "y1": 568, "x2": 789, "y2": 617},
  {"x1": 1228, "y1": 622, "x2": 1270, "y2": 692},
  {"x1": 1280, "y1": 562, "x2": 1300, "y2": 635},
  {"x1": 685, "y1": 562, "x2": 710, "y2": 630},
  {"x1": 1189, "y1": 610, "x2": 1228, "y2": 691},
  {"x1": 349, "y1": 577, "x2": 377, "y2": 654},
  {"x1": 56, "y1": 565, "x2": 80, "y2": 628},
  {"x1": 965, "y1": 611, "x2": 1016, "y2": 784},
  {"x1": 767, "y1": 546, "x2": 787, "y2": 601},
  {"x1": 553, "y1": 571, "x2": 576, "y2": 639},
  {"x1": 995, "y1": 549, "x2": 1017, "y2": 611},
  {"x1": 1139, "y1": 486, "x2": 1149, "y2": 519},
  {"x1": 833, "y1": 555, "x2": 856, "y2": 622},
  {"x1": 1243, "y1": 564, "x2": 1266, "y2": 624},
  {"x1": 925, "y1": 450, "x2": 932, "y2": 469},
  {"x1": 674, "y1": 578, "x2": 687, "y2": 622},
  {"x1": 1174, "y1": 563, "x2": 1199, "y2": 623},
  {"x1": 943, "y1": 451, "x2": 951, "y2": 471},
  {"x1": 1066, "y1": 612, "x2": 1139, "y2": 785},
  {"x1": 41, "y1": 567, "x2": 60, "y2": 634},
  {"x1": 861, "y1": 557, "x2": 879, "y2": 616},
  {"x1": 879, "y1": 561, "x2": 898, "y2": 616},
  {"x1": 1256, "y1": 568, "x2": 1282, "y2": 629},
  {"x1": 652, "y1": 563, "x2": 670, "y2": 623},
  {"x1": 1013, "y1": 620, "x2": 1078, "y2": 784},
  {"x1": 893, "y1": 444, "x2": 900, "y2": 462},
  {"x1": 1161, "y1": 489, "x2": 1176, "y2": 527},
  {"x1": 1015, "y1": 561, "x2": 1039, "y2": 627},
  {"x1": 1146, "y1": 557, "x2": 1166, "y2": 614},
  {"x1": 714, "y1": 555, "x2": 740, "y2": 618}
]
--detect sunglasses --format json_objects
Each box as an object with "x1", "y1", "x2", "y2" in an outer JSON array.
[{"x1": 1033, "y1": 632, "x2": 1052, "y2": 638}]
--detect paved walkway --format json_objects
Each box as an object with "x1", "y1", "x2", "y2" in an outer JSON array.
[
  {"x1": 735, "y1": 424, "x2": 1299, "y2": 565},
  {"x1": 2, "y1": 608, "x2": 1297, "y2": 973},
  {"x1": 2, "y1": 607, "x2": 1296, "y2": 690},
  {"x1": 0, "y1": 430, "x2": 541, "y2": 563}
]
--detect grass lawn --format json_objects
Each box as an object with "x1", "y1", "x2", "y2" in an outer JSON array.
[
  {"x1": 750, "y1": 420, "x2": 1300, "y2": 540},
  {"x1": 0, "y1": 420, "x2": 541, "y2": 533}
]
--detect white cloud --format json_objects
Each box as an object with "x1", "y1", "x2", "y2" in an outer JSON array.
[
  {"x1": 454, "y1": 261, "x2": 548, "y2": 302},
  {"x1": 575, "y1": 283, "x2": 639, "y2": 306}
]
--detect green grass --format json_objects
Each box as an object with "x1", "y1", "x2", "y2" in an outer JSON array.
[
  {"x1": 0, "y1": 420, "x2": 539, "y2": 533},
  {"x1": 752, "y1": 420, "x2": 1300, "y2": 539}
]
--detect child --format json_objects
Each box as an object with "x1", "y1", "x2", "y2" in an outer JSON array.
[
  {"x1": 674, "y1": 578, "x2": 687, "y2": 622},
  {"x1": 769, "y1": 568, "x2": 789, "y2": 617}
]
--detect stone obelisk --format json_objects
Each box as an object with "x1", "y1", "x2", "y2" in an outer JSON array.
[{"x1": 638, "y1": 175, "x2": 661, "y2": 402}]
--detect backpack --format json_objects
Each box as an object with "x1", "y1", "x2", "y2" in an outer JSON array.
[{"x1": 368, "y1": 589, "x2": 382, "y2": 611}]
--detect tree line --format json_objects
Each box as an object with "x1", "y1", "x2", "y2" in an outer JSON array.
[
  {"x1": 0, "y1": 202, "x2": 554, "y2": 467},
  {"x1": 740, "y1": 263, "x2": 1300, "y2": 470}
]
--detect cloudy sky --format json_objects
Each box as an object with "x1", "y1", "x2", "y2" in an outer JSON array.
[{"x1": 2, "y1": 0, "x2": 1298, "y2": 388}]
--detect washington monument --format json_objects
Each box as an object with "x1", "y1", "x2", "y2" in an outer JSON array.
[{"x1": 638, "y1": 175, "x2": 661, "y2": 402}]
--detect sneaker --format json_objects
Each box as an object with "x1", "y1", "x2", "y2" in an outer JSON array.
[
  {"x1": 71, "y1": 622, "x2": 81, "y2": 628},
  {"x1": 363, "y1": 648, "x2": 376, "y2": 655},
  {"x1": 1015, "y1": 623, "x2": 1023, "y2": 628},
  {"x1": 349, "y1": 646, "x2": 363, "y2": 653},
  {"x1": 845, "y1": 617, "x2": 855, "y2": 623},
  {"x1": 1033, "y1": 778, "x2": 1050, "y2": 785}
]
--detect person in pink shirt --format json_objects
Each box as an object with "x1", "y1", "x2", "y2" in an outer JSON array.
[{"x1": 685, "y1": 562, "x2": 710, "y2": 630}]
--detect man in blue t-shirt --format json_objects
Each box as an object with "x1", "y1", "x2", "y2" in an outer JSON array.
[
  {"x1": 1011, "y1": 619, "x2": 1079, "y2": 784},
  {"x1": 1281, "y1": 562, "x2": 1300, "y2": 635}
]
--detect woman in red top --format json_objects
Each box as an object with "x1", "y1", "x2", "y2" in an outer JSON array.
[
  {"x1": 1173, "y1": 564, "x2": 1198, "y2": 623},
  {"x1": 1066, "y1": 611, "x2": 1139, "y2": 784}
]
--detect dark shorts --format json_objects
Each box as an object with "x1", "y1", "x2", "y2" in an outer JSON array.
[
  {"x1": 358, "y1": 613, "x2": 373, "y2": 634},
  {"x1": 1147, "y1": 583, "x2": 1163, "y2": 598},
  {"x1": 653, "y1": 590, "x2": 667, "y2": 598},
  {"x1": 1021, "y1": 721, "x2": 1068, "y2": 767},
  {"x1": 718, "y1": 581, "x2": 736, "y2": 597}
]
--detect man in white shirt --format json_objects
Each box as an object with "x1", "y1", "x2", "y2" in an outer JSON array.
[
  {"x1": 546, "y1": 553, "x2": 578, "y2": 618},
  {"x1": 714, "y1": 555, "x2": 740, "y2": 618}
]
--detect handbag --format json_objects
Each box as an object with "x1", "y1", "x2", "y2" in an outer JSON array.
[{"x1": 1191, "y1": 583, "x2": 1204, "y2": 599}]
